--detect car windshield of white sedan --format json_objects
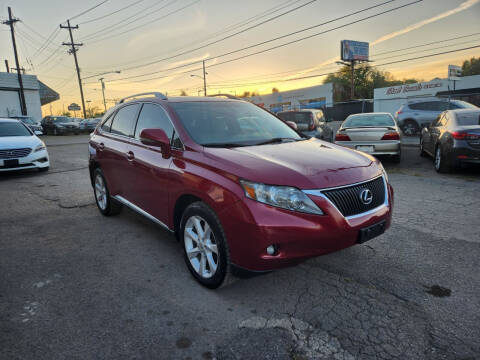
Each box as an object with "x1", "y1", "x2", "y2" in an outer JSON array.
[
  {"x1": 0, "y1": 122, "x2": 32, "y2": 137},
  {"x1": 343, "y1": 115, "x2": 395, "y2": 128},
  {"x1": 170, "y1": 101, "x2": 302, "y2": 147}
]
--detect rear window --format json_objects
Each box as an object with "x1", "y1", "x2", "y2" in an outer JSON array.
[
  {"x1": 343, "y1": 114, "x2": 395, "y2": 128},
  {"x1": 0, "y1": 122, "x2": 32, "y2": 137},
  {"x1": 277, "y1": 112, "x2": 312, "y2": 125},
  {"x1": 455, "y1": 112, "x2": 480, "y2": 126}
]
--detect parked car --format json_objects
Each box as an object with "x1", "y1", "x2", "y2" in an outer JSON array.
[
  {"x1": 41, "y1": 116, "x2": 80, "y2": 135},
  {"x1": 79, "y1": 118, "x2": 101, "y2": 133},
  {"x1": 9, "y1": 115, "x2": 43, "y2": 135},
  {"x1": 89, "y1": 93, "x2": 393, "y2": 288},
  {"x1": 394, "y1": 98, "x2": 477, "y2": 136},
  {"x1": 335, "y1": 113, "x2": 401, "y2": 162},
  {"x1": 0, "y1": 118, "x2": 49, "y2": 172},
  {"x1": 276, "y1": 109, "x2": 333, "y2": 141},
  {"x1": 420, "y1": 109, "x2": 480, "y2": 172}
]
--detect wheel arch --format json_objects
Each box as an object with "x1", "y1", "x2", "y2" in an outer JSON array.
[{"x1": 173, "y1": 194, "x2": 204, "y2": 240}]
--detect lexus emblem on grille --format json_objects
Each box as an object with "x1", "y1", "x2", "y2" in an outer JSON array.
[{"x1": 359, "y1": 189, "x2": 373, "y2": 205}]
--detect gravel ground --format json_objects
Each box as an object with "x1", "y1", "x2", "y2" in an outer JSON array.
[{"x1": 0, "y1": 136, "x2": 479, "y2": 359}]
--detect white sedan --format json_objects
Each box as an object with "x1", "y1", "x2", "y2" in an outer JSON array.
[{"x1": 0, "y1": 118, "x2": 50, "y2": 172}]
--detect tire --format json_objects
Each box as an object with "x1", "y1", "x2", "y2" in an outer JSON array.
[
  {"x1": 419, "y1": 138, "x2": 428, "y2": 157},
  {"x1": 401, "y1": 120, "x2": 419, "y2": 136},
  {"x1": 180, "y1": 202, "x2": 232, "y2": 289},
  {"x1": 434, "y1": 145, "x2": 451, "y2": 173},
  {"x1": 93, "y1": 168, "x2": 122, "y2": 216},
  {"x1": 392, "y1": 151, "x2": 401, "y2": 163}
]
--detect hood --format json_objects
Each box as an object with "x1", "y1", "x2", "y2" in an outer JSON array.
[
  {"x1": 203, "y1": 138, "x2": 381, "y2": 189},
  {"x1": 0, "y1": 135, "x2": 41, "y2": 149}
]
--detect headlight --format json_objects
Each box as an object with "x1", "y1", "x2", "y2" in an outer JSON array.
[
  {"x1": 34, "y1": 143, "x2": 46, "y2": 152},
  {"x1": 240, "y1": 180, "x2": 323, "y2": 215}
]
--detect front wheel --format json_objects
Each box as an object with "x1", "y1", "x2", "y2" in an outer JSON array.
[
  {"x1": 180, "y1": 202, "x2": 231, "y2": 289},
  {"x1": 401, "y1": 120, "x2": 419, "y2": 136},
  {"x1": 419, "y1": 138, "x2": 428, "y2": 157}
]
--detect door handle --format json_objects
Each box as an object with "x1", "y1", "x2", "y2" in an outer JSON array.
[
  {"x1": 98, "y1": 142, "x2": 105, "y2": 151},
  {"x1": 126, "y1": 151, "x2": 135, "y2": 161}
]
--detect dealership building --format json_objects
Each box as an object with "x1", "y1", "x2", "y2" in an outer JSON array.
[
  {"x1": 0, "y1": 72, "x2": 58, "y2": 123},
  {"x1": 250, "y1": 83, "x2": 334, "y2": 113},
  {"x1": 373, "y1": 74, "x2": 480, "y2": 115}
]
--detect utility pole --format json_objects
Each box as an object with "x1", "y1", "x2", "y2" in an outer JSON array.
[
  {"x1": 60, "y1": 20, "x2": 87, "y2": 119},
  {"x1": 202, "y1": 60, "x2": 207, "y2": 96},
  {"x1": 5, "y1": 60, "x2": 9, "y2": 72},
  {"x1": 3, "y1": 7, "x2": 27, "y2": 115},
  {"x1": 12, "y1": 67, "x2": 26, "y2": 74},
  {"x1": 99, "y1": 78, "x2": 107, "y2": 112},
  {"x1": 350, "y1": 60, "x2": 355, "y2": 99}
]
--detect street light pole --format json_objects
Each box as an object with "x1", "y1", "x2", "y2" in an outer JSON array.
[
  {"x1": 99, "y1": 78, "x2": 107, "y2": 112},
  {"x1": 203, "y1": 60, "x2": 207, "y2": 96}
]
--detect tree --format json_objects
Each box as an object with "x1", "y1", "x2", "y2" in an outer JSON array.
[
  {"x1": 240, "y1": 91, "x2": 251, "y2": 98},
  {"x1": 86, "y1": 106, "x2": 100, "y2": 118},
  {"x1": 272, "y1": 87, "x2": 279, "y2": 93},
  {"x1": 324, "y1": 64, "x2": 421, "y2": 102},
  {"x1": 180, "y1": 90, "x2": 188, "y2": 96},
  {"x1": 61, "y1": 111, "x2": 71, "y2": 117},
  {"x1": 462, "y1": 57, "x2": 480, "y2": 76}
]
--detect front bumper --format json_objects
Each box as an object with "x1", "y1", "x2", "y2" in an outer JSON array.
[
  {"x1": 335, "y1": 140, "x2": 401, "y2": 155},
  {"x1": 0, "y1": 149, "x2": 50, "y2": 172},
  {"x1": 219, "y1": 181, "x2": 394, "y2": 271}
]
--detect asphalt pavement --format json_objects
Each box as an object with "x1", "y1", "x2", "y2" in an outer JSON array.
[{"x1": 0, "y1": 135, "x2": 479, "y2": 359}]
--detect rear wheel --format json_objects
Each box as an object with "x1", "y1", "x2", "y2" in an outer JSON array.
[
  {"x1": 401, "y1": 120, "x2": 419, "y2": 136},
  {"x1": 434, "y1": 145, "x2": 451, "y2": 173},
  {"x1": 93, "y1": 168, "x2": 122, "y2": 216},
  {"x1": 180, "y1": 202, "x2": 232, "y2": 289}
]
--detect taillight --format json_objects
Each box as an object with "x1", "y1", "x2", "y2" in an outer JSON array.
[
  {"x1": 308, "y1": 114, "x2": 315, "y2": 131},
  {"x1": 381, "y1": 131, "x2": 400, "y2": 140},
  {"x1": 451, "y1": 131, "x2": 480, "y2": 140},
  {"x1": 335, "y1": 133, "x2": 351, "y2": 141}
]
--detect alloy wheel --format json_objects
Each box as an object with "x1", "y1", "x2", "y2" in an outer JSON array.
[
  {"x1": 184, "y1": 215, "x2": 219, "y2": 279},
  {"x1": 94, "y1": 174, "x2": 107, "y2": 210},
  {"x1": 435, "y1": 147, "x2": 441, "y2": 170}
]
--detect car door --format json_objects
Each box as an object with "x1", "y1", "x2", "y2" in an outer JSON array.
[
  {"x1": 426, "y1": 113, "x2": 445, "y2": 154},
  {"x1": 98, "y1": 103, "x2": 141, "y2": 198},
  {"x1": 125, "y1": 102, "x2": 177, "y2": 225}
]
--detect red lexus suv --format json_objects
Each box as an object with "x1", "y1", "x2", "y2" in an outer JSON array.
[{"x1": 89, "y1": 92, "x2": 394, "y2": 288}]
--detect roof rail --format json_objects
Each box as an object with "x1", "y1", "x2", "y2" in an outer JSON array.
[
  {"x1": 208, "y1": 94, "x2": 242, "y2": 100},
  {"x1": 119, "y1": 92, "x2": 167, "y2": 103}
]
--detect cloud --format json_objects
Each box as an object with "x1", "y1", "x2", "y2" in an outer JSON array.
[{"x1": 372, "y1": 0, "x2": 479, "y2": 45}]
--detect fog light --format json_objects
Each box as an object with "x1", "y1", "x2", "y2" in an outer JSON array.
[{"x1": 266, "y1": 245, "x2": 277, "y2": 255}]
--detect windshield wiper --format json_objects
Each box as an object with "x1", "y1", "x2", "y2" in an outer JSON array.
[
  {"x1": 254, "y1": 137, "x2": 300, "y2": 145},
  {"x1": 202, "y1": 142, "x2": 248, "y2": 148}
]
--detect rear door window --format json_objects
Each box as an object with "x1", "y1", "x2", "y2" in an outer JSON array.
[
  {"x1": 110, "y1": 104, "x2": 140, "y2": 137},
  {"x1": 134, "y1": 103, "x2": 174, "y2": 140}
]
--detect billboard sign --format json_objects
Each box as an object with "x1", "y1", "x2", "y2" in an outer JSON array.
[
  {"x1": 448, "y1": 65, "x2": 462, "y2": 80},
  {"x1": 341, "y1": 40, "x2": 369, "y2": 61}
]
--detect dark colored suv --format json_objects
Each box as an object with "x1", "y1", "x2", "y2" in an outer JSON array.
[
  {"x1": 89, "y1": 92, "x2": 393, "y2": 288},
  {"x1": 41, "y1": 116, "x2": 80, "y2": 135}
]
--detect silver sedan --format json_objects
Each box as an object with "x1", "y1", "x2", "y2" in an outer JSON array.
[{"x1": 334, "y1": 113, "x2": 401, "y2": 162}]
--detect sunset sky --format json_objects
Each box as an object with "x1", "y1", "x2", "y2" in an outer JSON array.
[{"x1": 1, "y1": 0, "x2": 479, "y2": 115}]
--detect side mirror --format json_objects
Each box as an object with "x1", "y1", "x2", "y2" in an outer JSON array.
[
  {"x1": 139, "y1": 128, "x2": 171, "y2": 158},
  {"x1": 34, "y1": 130, "x2": 43, "y2": 136},
  {"x1": 285, "y1": 121, "x2": 298, "y2": 130}
]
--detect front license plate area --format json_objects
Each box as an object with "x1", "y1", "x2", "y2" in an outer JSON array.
[
  {"x1": 358, "y1": 220, "x2": 386, "y2": 244},
  {"x1": 356, "y1": 145, "x2": 374, "y2": 153},
  {"x1": 4, "y1": 159, "x2": 19, "y2": 168}
]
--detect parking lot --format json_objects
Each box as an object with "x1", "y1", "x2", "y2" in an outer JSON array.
[{"x1": 1, "y1": 135, "x2": 479, "y2": 360}]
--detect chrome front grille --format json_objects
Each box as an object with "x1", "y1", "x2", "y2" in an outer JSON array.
[{"x1": 0, "y1": 148, "x2": 32, "y2": 159}]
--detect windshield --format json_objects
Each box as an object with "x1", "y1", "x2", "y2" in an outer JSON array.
[
  {"x1": 343, "y1": 114, "x2": 395, "y2": 128},
  {"x1": 0, "y1": 122, "x2": 32, "y2": 137},
  {"x1": 452, "y1": 100, "x2": 478, "y2": 109},
  {"x1": 456, "y1": 112, "x2": 480, "y2": 126},
  {"x1": 170, "y1": 101, "x2": 301, "y2": 146}
]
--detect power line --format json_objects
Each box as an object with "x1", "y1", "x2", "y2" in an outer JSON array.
[
  {"x1": 116, "y1": 0, "x2": 320, "y2": 71},
  {"x1": 69, "y1": 0, "x2": 110, "y2": 21},
  {"x1": 85, "y1": 0, "x2": 201, "y2": 44},
  {"x1": 107, "y1": 0, "x2": 420, "y2": 83},
  {"x1": 79, "y1": 0, "x2": 170, "y2": 41},
  {"x1": 79, "y1": 0, "x2": 145, "y2": 25}
]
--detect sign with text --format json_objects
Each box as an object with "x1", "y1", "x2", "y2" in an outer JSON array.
[
  {"x1": 68, "y1": 103, "x2": 81, "y2": 111},
  {"x1": 341, "y1": 40, "x2": 369, "y2": 61},
  {"x1": 448, "y1": 65, "x2": 462, "y2": 80}
]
